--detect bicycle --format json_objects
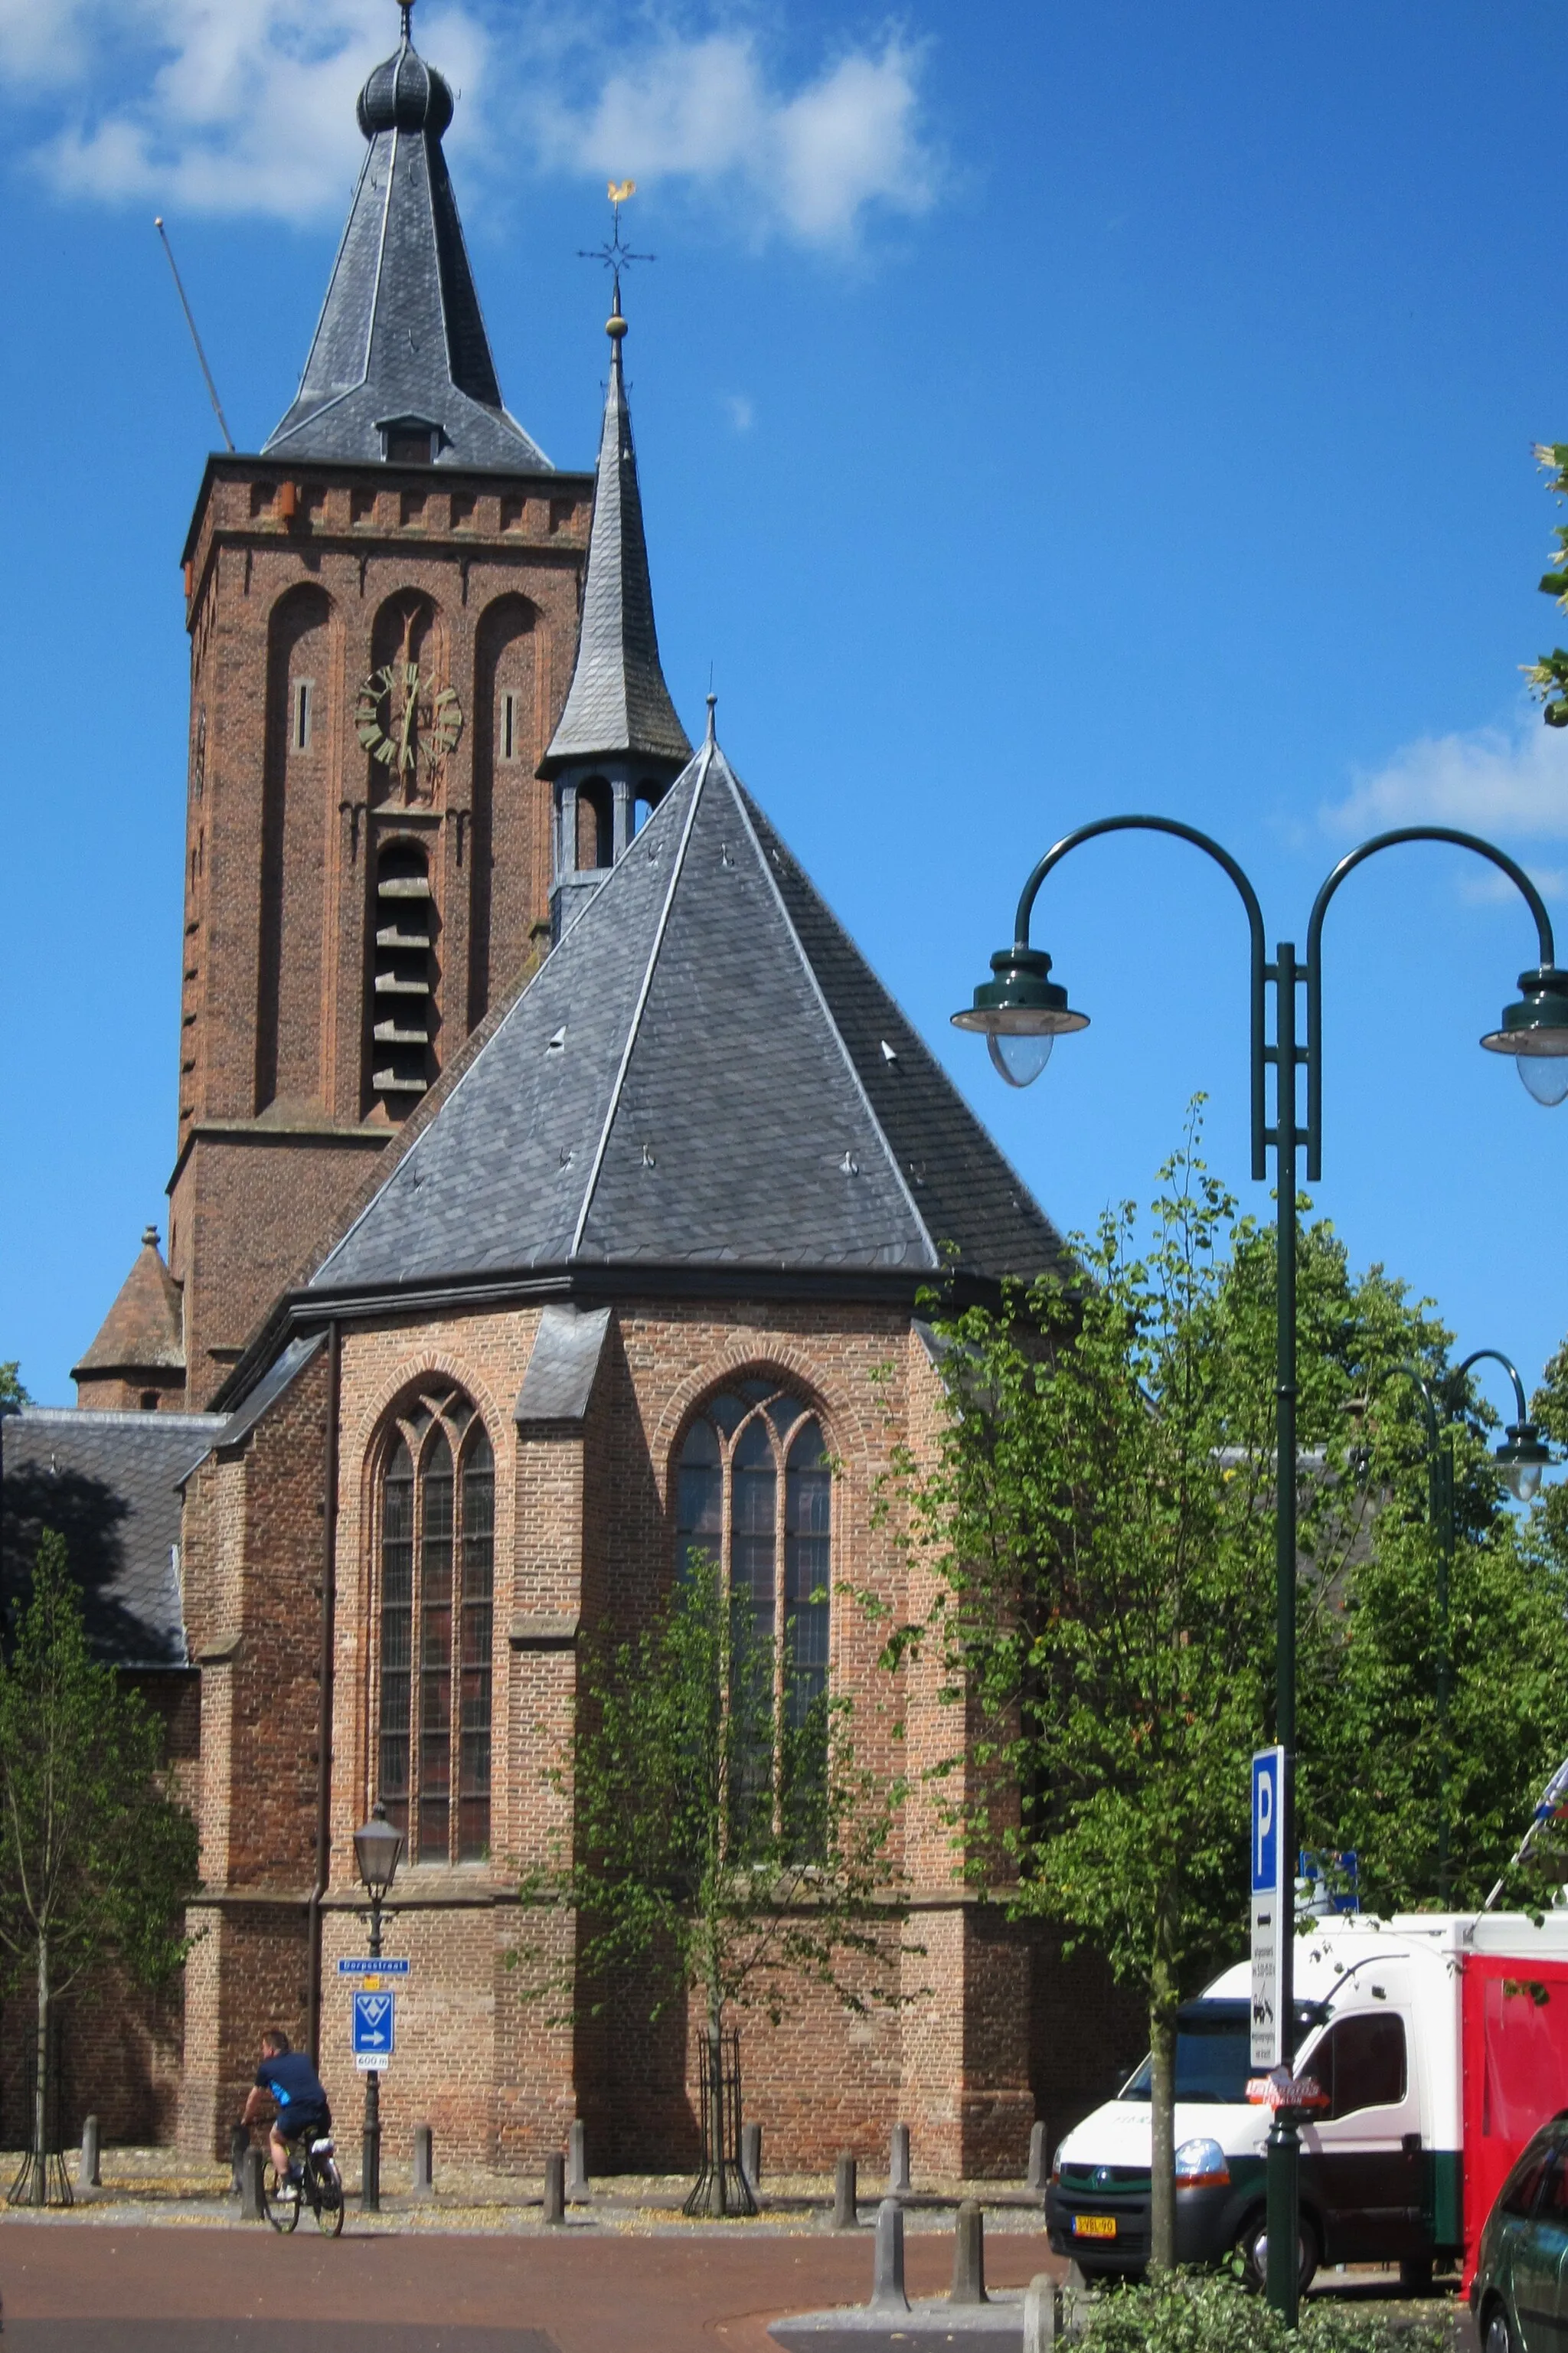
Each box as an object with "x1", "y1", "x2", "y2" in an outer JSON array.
[{"x1": 261, "y1": 2129, "x2": 345, "y2": 2237}]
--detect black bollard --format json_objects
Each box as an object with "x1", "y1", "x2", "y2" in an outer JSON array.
[
  {"x1": 740, "y1": 2120, "x2": 762, "y2": 2194},
  {"x1": 240, "y1": 2145, "x2": 266, "y2": 2221},
  {"x1": 1027, "y1": 2119, "x2": 1048, "y2": 2192},
  {"x1": 566, "y1": 2117, "x2": 589, "y2": 2201},
  {"x1": 80, "y1": 2114, "x2": 101, "y2": 2191},
  {"x1": 542, "y1": 2149, "x2": 566, "y2": 2225},
  {"x1": 229, "y1": 2123, "x2": 250, "y2": 2198},
  {"x1": 412, "y1": 2122, "x2": 433, "y2": 2197}
]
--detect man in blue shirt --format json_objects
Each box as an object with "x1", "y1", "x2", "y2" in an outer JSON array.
[{"x1": 241, "y1": 2029, "x2": 332, "y2": 2197}]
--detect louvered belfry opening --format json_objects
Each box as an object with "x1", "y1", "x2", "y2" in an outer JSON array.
[{"x1": 370, "y1": 838, "x2": 438, "y2": 1113}]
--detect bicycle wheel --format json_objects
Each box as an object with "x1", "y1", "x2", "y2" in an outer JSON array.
[
  {"x1": 263, "y1": 2160, "x2": 301, "y2": 2234},
  {"x1": 310, "y1": 2153, "x2": 345, "y2": 2239}
]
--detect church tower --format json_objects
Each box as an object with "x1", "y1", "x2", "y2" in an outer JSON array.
[{"x1": 165, "y1": 3, "x2": 593, "y2": 1405}]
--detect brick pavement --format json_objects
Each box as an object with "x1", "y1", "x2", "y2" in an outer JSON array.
[{"x1": 0, "y1": 2219, "x2": 1059, "y2": 2353}]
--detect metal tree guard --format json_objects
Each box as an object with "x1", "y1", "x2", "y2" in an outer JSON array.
[
  {"x1": 8, "y1": 2013, "x2": 73, "y2": 2208},
  {"x1": 684, "y1": 2028, "x2": 755, "y2": 2217}
]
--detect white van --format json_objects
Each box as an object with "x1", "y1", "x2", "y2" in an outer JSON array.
[{"x1": 1044, "y1": 1912, "x2": 1568, "y2": 2293}]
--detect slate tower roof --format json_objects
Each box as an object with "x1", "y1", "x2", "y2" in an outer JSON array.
[
  {"x1": 310, "y1": 721, "x2": 1067, "y2": 1296},
  {"x1": 541, "y1": 293, "x2": 691, "y2": 776},
  {"x1": 263, "y1": 2, "x2": 549, "y2": 472}
]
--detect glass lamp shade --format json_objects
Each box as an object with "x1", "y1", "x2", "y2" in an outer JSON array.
[
  {"x1": 1497, "y1": 1424, "x2": 1553, "y2": 1503},
  {"x1": 1517, "y1": 1054, "x2": 1568, "y2": 1108},
  {"x1": 988, "y1": 1030, "x2": 1054, "y2": 1088},
  {"x1": 352, "y1": 1806, "x2": 403, "y2": 1900}
]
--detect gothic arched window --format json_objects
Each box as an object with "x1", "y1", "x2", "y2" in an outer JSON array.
[
  {"x1": 377, "y1": 1391, "x2": 494, "y2": 1863},
  {"x1": 675, "y1": 1381, "x2": 831, "y2": 1846}
]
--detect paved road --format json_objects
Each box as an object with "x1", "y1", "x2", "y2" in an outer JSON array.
[
  {"x1": 0, "y1": 2223, "x2": 1479, "y2": 2353},
  {"x1": 0, "y1": 2222, "x2": 1052, "y2": 2353}
]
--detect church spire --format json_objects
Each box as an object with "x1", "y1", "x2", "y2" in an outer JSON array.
[
  {"x1": 264, "y1": 0, "x2": 549, "y2": 472},
  {"x1": 542, "y1": 289, "x2": 691, "y2": 779}
]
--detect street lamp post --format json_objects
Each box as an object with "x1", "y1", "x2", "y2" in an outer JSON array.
[
  {"x1": 1379, "y1": 1353, "x2": 1552, "y2": 1904},
  {"x1": 352, "y1": 1805, "x2": 403, "y2": 2215},
  {"x1": 952, "y1": 818, "x2": 1568, "y2": 2324}
]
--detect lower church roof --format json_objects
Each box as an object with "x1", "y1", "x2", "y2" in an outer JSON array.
[{"x1": 310, "y1": 729, "x2": 1067, "y2": 1296}]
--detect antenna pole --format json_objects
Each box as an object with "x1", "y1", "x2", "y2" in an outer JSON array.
[{"x1": 154, "y1": 217, "x2": 236, "y2": 453}]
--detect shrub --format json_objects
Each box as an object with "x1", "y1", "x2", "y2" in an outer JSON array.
[{"x1": 1075, "y1": 2271, "x2": 1457, "y2": 2353}]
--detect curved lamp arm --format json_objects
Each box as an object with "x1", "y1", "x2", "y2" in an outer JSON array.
[
  {"x1": 1013, "y1": 816, "x2": 1269, "y2": 1179},
  {"x1": 1305, "y1": 829, "x2": 1557, "y2": 1181},
  {"x1": 1451, "y1": 1347, "x2": 1532, "y2": 1432}
]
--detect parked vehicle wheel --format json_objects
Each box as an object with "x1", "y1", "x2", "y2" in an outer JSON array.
[
  {"x1": 1483, "y1": 2301, "x2": 1517, "y2": 2353},
  {"x1": 262, "y1": 2162, "x2": 300, "y2": 2234},
  {"x1": 1236, "y1": 2210, "x2": 1318, "y2": 2297}
]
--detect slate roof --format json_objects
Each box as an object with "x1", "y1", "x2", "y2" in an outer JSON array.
[
  {"x1": 541, "y1": 308, "x2": 691, "y2": 775},
  {"x1": 263, "y1": 15, "x2": 549, "y2": 473},
  {"x1": 0, "y1": 1409, "x2": 224, "y2": 1669},
  {"x1": 309, "y1": 727, "x2": 1068, "y2": 1295},
  {"x1": 71, "y1": 1227, "x2": 184, "y2": 1380}
]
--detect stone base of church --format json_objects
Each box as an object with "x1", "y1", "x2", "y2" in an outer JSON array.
[{"x1": 167, "y1": 1887, "x2": 1144, "y2": 2177}]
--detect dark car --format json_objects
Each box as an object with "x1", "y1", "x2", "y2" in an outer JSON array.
[{"x1": 1470, "y1": 2113, "x2": 1568, "y2": 2353}]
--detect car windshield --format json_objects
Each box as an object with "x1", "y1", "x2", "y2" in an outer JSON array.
[{"x1": 1119, "y1": 2001, "x2": 1321, "y2": 2105}]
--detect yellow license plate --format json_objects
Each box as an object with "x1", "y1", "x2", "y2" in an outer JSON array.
[{"x1": 1073, "y1": 2215, "x2": 1117, "y2": 2240}]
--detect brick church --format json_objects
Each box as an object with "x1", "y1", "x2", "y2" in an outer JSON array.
[{"x1": 2, "y1": 4, "x2": 1139, "y2": 2172}]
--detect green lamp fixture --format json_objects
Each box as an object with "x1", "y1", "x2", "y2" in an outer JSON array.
[
  {"x1": 1480, "y1": 966, "x2": 1568, "y2": 1106},
  {"x1": 1495, "y1": 1421, "x2": 1553, "y2": 1503},
  {"x1": 949, "y1": 946, "x2": 1087, "y2": 1088}
]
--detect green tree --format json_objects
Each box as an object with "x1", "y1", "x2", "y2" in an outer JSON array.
[
  {"x1": 1524, "y1": 442, "x2": 1568, "y2": 725},
  {"x1": 877, "y1": 1114, "x2": 1457, "y2": 2269},
  {"x1": 520, "y1": 1555, "x2": 908, "y2": 2214},
  {"x1": 0, "y1": 1361, "x2": 29, "y2": 1410},
  {"x1": 0, "y1": 1532, "x2": 200, "y2": 2202}
]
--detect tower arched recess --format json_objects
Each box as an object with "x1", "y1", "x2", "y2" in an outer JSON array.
[
  {"x1": 472, "y1": 592, "x2": 541, "y2": 1023},
  {"x1": 256, "y1": 582, "x2": 335, "y2": 1113}
]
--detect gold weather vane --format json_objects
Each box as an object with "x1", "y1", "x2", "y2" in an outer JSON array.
[{"x1": 578, "y1": 185, "x2": 655, "y2": 317}]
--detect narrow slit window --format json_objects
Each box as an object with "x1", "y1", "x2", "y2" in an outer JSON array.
[
  {"x1": 501, "y1": 689, "x2": 518, "y2": 763},
  {"x1": 292, "y1": 679, "x2": 313, "y2": 753}
]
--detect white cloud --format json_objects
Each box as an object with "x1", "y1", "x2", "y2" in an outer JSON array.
[
  {"x1": 534, "y1": 25, "x2": 937, "y2": 244},
  {"x1": 722, "y1": 391, "x2": 754, "y2": 432},
  {"x1": 1322, "y1": 709, "x2": 1568, "y2": 844},
  {"x1": 0, "y1": 2, "x2": 939, "y2": 244}
]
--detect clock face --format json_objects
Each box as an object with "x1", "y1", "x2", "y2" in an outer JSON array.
[{"x1": 354, "y1": 660, "x2": 463, "y2": 789}]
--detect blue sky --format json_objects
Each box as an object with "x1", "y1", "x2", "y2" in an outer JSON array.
[{"x1": 3, "y1": 0, "x2": 1566, "y2": 1414}]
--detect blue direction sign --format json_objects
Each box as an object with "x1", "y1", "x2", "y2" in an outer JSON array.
[
  {"x1": 351, "y1": 1989, "x2": 395, "y2": 2067},
  {"x1": 338, "y1": 1956, "x2": 410, "y2": 1976}
]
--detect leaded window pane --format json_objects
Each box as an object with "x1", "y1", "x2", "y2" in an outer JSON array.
[
  {"x1": 378, "y1": 1438, "x2": 413, "y2": 1838},
  {"x1": 420, "y1": 1431, "x2": 453, "y2": 1861},
  {"x1": 459, "y1": 1433, "x2": 494, "y2": 1861}
]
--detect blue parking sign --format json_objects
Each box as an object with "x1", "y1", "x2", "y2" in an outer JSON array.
[
  {"x1": 1252, "y1": 1747, "x2": 1282, "y2": 1897},
  {"x1": 351, "y1": 1989, "x2": 395, "y2": 2064}
]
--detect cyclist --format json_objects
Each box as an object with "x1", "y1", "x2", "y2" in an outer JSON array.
[{"x1": 241, "y1": 2028, "x2": 332, "y2": 2199}]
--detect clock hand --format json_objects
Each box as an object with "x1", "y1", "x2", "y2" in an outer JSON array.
[{"x1": 397, "y1": 665, "x2": 419, "y2": 772}]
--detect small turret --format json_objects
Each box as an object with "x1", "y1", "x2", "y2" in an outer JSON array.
[
  {"x1": 71, "y1": 1229, "x2": 185, "y2": 1412},
  {"x1": 541, "y1": 285, "x2": 691, "y2": 936}
]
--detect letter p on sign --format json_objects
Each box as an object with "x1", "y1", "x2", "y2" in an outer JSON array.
[{"x1": 1252, "y1": 1747, "x2": 1282, "y2": 1897}]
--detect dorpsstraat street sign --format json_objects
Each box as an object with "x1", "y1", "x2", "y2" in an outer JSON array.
[
  {"x1": 338, "y1": 1956, "x2": 410, "y2": 1976},
  {"x1": 1250, "y1": 1747, "x2": 1286, "y2": 2070}
]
